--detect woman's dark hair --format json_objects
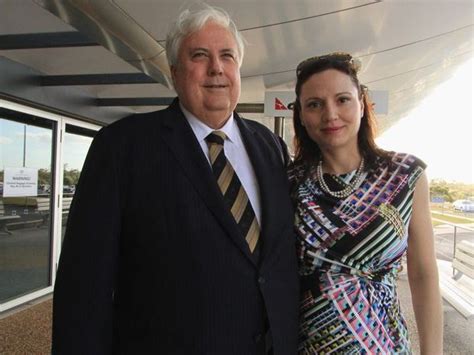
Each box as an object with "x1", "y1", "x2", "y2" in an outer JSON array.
[{"x1": 292, "y1": 53, "x2": 389, "y2": 170}]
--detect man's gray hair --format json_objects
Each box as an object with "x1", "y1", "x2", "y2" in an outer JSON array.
[{"x1": 165, "y1": 4, "x2": 245, "y2": 68}]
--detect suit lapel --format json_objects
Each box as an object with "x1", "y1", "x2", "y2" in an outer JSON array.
[{"x1": 160, "y1": 101, "x2": 256, "y2": 265}]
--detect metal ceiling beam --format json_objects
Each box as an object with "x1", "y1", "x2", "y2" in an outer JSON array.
[
  {"x1": 0, "y1": 31, "x2": 98, "y2": 50},
  {"x1": 96, "y1": 98, "x2": 174, "y2": 106},
  {"x1": 235, "y1": 103, "x2": 264, "y2": 113},
  {"x1": 41, "y1": 73, "x2": 156, "y2": 86},
  {"x1": 96, "y1": 98, "x2": 265, "y2": 113},
  {"x1": 35, "y1": 0, "x2": 172, "y2": 88}
]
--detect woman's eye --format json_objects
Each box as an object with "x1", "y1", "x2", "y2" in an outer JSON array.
[
  {"x1": 339, "y1": 96, "x2": 351, "y2": 103},
  {"x1": 307, "y1": 101, "x2": 322, "y2": 109}
]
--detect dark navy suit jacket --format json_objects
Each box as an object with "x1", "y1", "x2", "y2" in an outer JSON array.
[{"x1": 52, "y1": 99, "x2": 299, "y2": 355}]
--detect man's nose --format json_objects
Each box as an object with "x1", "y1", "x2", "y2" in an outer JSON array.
[{"x1": 208, "y1": 56, "x2": 223, "y2": 75}]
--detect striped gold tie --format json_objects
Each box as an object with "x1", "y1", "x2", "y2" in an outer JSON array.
[{"x1": 206, "y1": 131, "x2": 260, "y2": 253}]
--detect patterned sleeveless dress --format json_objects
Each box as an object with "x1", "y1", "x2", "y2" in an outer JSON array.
[{"x1": 288, "y1": 152, "x2": 426, "y2": 354}]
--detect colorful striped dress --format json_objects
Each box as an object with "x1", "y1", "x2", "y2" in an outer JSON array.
[{"x1": 288, "y1": 152, "x2": 426, "y2": 354}]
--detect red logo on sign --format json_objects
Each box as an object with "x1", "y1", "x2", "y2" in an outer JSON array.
[{"x1": 274, "y1": 98, "x2": 287, "y2": 110}]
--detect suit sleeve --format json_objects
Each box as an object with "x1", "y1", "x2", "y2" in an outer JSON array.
[
  {"x1": 52, "y1": 127, "x2": 122, "y2": 354},
  {"x1": 277, "y1": 135, "x2": 291, "y2": 167}
]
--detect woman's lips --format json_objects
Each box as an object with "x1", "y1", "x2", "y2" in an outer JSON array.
[{"x1": 321, "y1": 126, "x2": 343, "y2": 133}]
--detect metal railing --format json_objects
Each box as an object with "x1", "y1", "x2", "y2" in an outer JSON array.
[{"x1": 432, "y1": 217, "x2": 474, "y2": 275}]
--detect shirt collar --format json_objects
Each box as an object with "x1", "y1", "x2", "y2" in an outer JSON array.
[{"x1": 180, "y1": 103, "x2": 238, "y2": 144}]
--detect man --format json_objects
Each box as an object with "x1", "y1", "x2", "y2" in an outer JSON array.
[{"x1": 52, "y1": 5, "x2": 298, "y2": 355}]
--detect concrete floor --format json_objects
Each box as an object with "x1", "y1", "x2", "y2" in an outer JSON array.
[
  {"x1": 398, "y1": 273, "x2": 474, "y2": 354},
  {"x1": 1, "y1": 277, "x2": 472, "y2": 354},
  {"x1": 0, "y1": 224, "x2": 473, "y2": 354},
  {"x1": 0, "y1": 295, "x2": 52, "y2": 354}
]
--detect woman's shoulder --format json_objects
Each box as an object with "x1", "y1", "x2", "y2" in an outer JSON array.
[
  {"x1": 387, "y1": 151, "x2": 427, "y2": 171},
  {"x1": 287, "y1": 160, "x2": 306, "y2": 182},
  {"x1": 377, "y1": 151, "x2": 427, "y2": 188}
]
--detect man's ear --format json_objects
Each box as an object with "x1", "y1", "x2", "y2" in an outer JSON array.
[
  {"x1": 170, "y1": 65, "x2": 177, "y2": 82},
  {"x1": 170, "y1": 65, "x2": 179, "y2": 92}
]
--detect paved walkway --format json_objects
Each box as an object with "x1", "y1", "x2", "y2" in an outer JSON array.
[
  {"x1": 0, "y1": 296, "x2": 52, "y2": 354},
  {"x1": 0, "y1": 224, "x2": 473, "y2": 354},
  {"x1": 2, "y1": 281, "x2": 473, "y2": 354},
  {"x1": 398, "y1": 272, "x2": 474, "y2": 354}
]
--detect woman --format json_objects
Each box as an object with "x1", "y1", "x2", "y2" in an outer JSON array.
[{"x1": 289, "y1": 52, "x2": 443, "y2": 354}]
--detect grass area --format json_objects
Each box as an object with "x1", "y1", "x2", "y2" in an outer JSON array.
[
  {"x1": 431, "y1": 211, "x2": 474, "y2": 225},
  {"x1": 430, "y1": 206, "x2": 474, "y2": 218}
]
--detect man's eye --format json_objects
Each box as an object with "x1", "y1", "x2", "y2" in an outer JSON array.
[
  {"x1": 192, "y1": 52, "x2": 207, "y2": 58},
  {"x1": 222, "y1": 53, "x2": 236, "y2": 60}
]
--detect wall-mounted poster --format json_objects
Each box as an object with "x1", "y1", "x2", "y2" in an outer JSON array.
[{"x1": 3, "y1": 167, "x2": 38, "y2": 197}]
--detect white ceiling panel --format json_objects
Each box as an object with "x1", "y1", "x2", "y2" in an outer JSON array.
[
  {"x1": 0, "y1": 47, "x2": 140, "y2": 75},
  {"x1": 88, "y1": 83, "x2": 174, "y2": 98},
  {"x1": 0, "y1": 0, "x2": 472, "y2": 129},
  {"x1": 113, "y1": 0, "x2": 368, "y2": 40},
  {"x1": 0, "y1": 0, "x2": 74, "y2": 34}
]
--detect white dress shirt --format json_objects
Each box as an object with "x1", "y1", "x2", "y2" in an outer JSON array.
[{"x1": 180, "y1": 104, "x2": 262, "y2": 226}]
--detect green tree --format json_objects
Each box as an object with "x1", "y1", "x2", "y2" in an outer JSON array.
[
  {"x1": 63, "y1": 168, "x2": 81, "y2": 186},
  {"x1": 38, "y1": 168, "x2": 51, "y2": 185},
  {"x1": 429, "y1": 179, "x2": 473, "y2": 203}
]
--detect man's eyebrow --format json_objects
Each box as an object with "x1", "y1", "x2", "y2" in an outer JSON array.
[
  {"x1": 188, "y1": 47, "x2": 209, "y2": 53},
  {"x1": 188, "y1": 48, "x2": 236, "y2": 53}
]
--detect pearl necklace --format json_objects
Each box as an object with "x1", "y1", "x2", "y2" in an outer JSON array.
[{"x1": 316, "y1": 158, "x2": 365, "y2": 198}]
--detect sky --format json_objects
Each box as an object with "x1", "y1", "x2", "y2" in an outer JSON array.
[
  {"x1": 0, "y1": 121, "x2": 92, "y2": 172},
  {"x1": 376, "y1": 57, "x2": 473, "y2": 184}
]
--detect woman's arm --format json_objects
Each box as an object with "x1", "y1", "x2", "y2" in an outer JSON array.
[{"x1": 406, "y1": 171, "x2": 443, "y2": 355}]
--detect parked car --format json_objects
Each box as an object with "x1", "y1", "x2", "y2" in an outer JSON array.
[
  {"x1": 63, "y1": 185, "x2": 76, "y2": 194},
  {"x1": 452, "y1": 199, "x2": 474, "y2": 212}
]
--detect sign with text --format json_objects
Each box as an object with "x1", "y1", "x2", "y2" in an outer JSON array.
[
  {"x1": 264, "y1": 91, "x2": 295, "y2": 117},
  {"x1": 3, "y1": 167, "x2": 38, "y2": 197}
]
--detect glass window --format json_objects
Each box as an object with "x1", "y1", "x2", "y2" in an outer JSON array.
[
  {"x1": 61, "y1": 124, "x2": 96, "y2": 241},
  {"x1": 0, "y1": 108, "x2": 55, "y2": 303}
]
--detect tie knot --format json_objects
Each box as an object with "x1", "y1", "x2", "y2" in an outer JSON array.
[{"x1": 206, "y1": 131, "x2": 227, "y2": 146}]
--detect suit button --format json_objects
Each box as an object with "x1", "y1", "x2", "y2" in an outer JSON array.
[
  {"x1": 258, "y1": 276, "x2": 265, "y2": 284},
  {"x1": 254, "y1": 333, "x2": 263, "y2": 343}
]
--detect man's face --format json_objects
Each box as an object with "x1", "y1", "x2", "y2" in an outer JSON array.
[{"x1": 171, "y1": 21, "x2": 241, "y2": 128}]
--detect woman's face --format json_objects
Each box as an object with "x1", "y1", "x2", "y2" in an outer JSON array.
[{"x1": 298, "y1": 69, "x2": 364, "y2": 154}]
